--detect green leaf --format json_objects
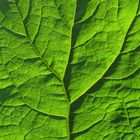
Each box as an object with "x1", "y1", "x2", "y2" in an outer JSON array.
[{"x1": 0, "y1": 0, "x2": 140, "y2": 139}]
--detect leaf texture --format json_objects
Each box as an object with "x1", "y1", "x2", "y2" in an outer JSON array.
[{"x1": 0, "y1": 0, "x2": 140, "y2": 140}]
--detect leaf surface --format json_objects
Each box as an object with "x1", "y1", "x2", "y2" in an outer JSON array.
[{"x1": 0, "y1": 0, "x2": 140, "y2": 140}]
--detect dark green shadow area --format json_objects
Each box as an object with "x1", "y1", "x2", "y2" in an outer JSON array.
[
  {"x1": 0, "y1": 0, "x2": 9, "y2": 15},
  {"x1": 0, "y1": 85, "x2": 17, "y2": 103}
]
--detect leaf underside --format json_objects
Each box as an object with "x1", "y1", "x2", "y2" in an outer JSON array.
[{"x1": 0, "y1": 0, "x2": 140, "y2": 140}]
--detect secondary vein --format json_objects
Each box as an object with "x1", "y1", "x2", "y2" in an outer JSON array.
[{"x1": 14, "y1": 1, "x2": 63, "y2": 83}]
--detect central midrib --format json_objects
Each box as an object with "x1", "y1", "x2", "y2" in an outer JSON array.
[{"x1": 62, "y1": 1, "x2": 78, "y2": 140}]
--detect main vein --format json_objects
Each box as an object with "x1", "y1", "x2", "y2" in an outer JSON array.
[{"x1": 62, "y1": 1, "x2": 77, "y2": 140}]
